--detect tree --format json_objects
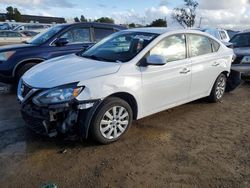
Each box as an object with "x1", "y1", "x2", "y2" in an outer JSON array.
[
  {"x1": 6, "y1": 6, "x2": 14, "y2": 20},
  {"x1": 172, "y1": 0, "x2": 199, "y2": 28},
  {"x1": 6, "y1": 6, "x2": 22, "y2": 22},
  {"x1": 128, "y1": 23, "x2": 136, "y2": 28},
  {"x1": 74, "y1": 17, "x2": 80, "y2": 22},
  {"x1": 13, "y1": 8, "x2": 22, "y2": 22},
  {"x1": 148, "y1": 19, "x2": 167, "y2": 27},
  {"x1": 95, "y1": 17, "x2": 114, "y2": 24},
  {"x1": 80, "y1": 15, "x2": 87, "y2": 22}
]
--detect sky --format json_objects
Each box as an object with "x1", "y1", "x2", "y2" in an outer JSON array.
[{"x1": 0, "y1": 0, "x2": 250, "y2": 29}]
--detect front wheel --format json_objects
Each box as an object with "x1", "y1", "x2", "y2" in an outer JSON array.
[
  {"x1": 16, "y1": 63, "x2": 37, "y2": 83},
  {"x1": 208, "y1": 73, "x2": 227, "y2": 103},
  {"x1": 90, "y1": 97, "x2": 133, "y2": 144}
]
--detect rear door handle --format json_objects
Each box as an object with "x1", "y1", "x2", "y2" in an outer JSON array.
[
  {"x1": 212, "y1": 62, "x2": 220, "y2": 66},
  {"x1": 180, "y1": 68, "x2": 191, "y2": 74}
]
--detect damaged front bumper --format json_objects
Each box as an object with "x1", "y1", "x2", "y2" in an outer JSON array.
[
  {"x1": 18, "y1": 80, "x2": 102, "y2": 139},
  {"x1": 20, "y1": 97, "x2": 101, "y2": 138}
]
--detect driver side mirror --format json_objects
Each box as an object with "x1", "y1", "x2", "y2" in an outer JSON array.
[
  {"x1": 55, "y1": 38, "x2": 69, "y2": 46},
  {"x1": 146, "y1": 54, "x2": 167, "y2": 66}
]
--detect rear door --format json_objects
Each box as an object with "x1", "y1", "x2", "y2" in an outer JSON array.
[
  {"x1": 93, "y1": 27, "x2": 115, "y2": 42},
  {"x1": 140, "y1": 34, "x2": 192, "y2": 115},
  {"x1": 187, "y1": 34, "x2": 222, "y2": 99}
]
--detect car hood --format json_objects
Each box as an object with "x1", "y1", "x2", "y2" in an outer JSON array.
[
  {"x1": 22, "y1": 54, "x2": 121, "y2": 88},
  {"x1": 0, "y1": 43, "x2": 36, "y2": 51},
  {"x1": 233, "y1": 47, "x2": 250, "y2": 56}
]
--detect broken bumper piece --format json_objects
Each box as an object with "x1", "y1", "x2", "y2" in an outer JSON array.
[{"x1": 21, "y1": 100, "x2": 100, "y2": 138}]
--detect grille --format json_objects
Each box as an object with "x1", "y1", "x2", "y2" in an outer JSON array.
[{"x1": 21, "y1": 111, "x2": 48, "y2": 135}]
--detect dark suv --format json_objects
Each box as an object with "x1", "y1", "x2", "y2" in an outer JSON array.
[{"x1": 0, "y1": 22, "x2": 126, "y2": 84}]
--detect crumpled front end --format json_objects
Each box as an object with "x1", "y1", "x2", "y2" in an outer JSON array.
[{"x1": 18, "y1": 80, "x2": 101, "y2": 138}]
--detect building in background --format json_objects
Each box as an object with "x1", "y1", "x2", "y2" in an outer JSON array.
[{"x1": 0, "y1": 13, "x2": 65, "y2": 24}]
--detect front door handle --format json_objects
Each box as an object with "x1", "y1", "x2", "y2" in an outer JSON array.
[
  {"x1": 180, "y1": 68, "x2": 191, "y2": 74},
  {"x1": 212, "y1": 62, "x2": 220, "y2": 66}
]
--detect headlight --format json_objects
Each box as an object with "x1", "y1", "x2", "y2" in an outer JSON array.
[
  {"x1": 33, "y1": 85, "x2": 83, "y2": 105},
  {"x1": 0, "y1": 51, "x2": 15, "y2": 61}
]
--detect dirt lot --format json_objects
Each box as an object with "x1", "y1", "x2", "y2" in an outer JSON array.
[{"x1": 0, "y1": 83, "x2": 249, "y2": 188}]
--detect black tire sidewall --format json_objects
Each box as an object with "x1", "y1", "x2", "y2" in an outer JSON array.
[
  {"x1": 90, "y1": 97, "x2": 133, "y2": 144},
  {"x1": 16, "y1": 63, "x2": 37, "y2": 83}
]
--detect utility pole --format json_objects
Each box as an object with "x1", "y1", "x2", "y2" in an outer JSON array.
[{"x1": 198, "y1": 17, "x2": 202, "y2": 28}]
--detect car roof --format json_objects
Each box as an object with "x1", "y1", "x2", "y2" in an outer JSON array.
[
  {"x1": 125, "y1": 27, "x2": 207, "y2": 35},
  {"x1": 236, "y1": 31, "x2": 250, "y2": 35},
  {"x1": 58, "y1": 22, "x2": 127, "y2": 30}
]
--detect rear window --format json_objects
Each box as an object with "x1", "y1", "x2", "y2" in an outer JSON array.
[
  {"x1": 230, "y1": 33, "x2": 250, "y2": 47},
  {"x1": 94, "y1": 28, "x2": 114, "y2": 42}
]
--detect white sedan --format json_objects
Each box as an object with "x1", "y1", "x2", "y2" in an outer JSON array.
[
  {"x1": 0, "y1": 30, "x2": 30, "y2": 46},
  {"x1": 18, "y1": 28, "x2": 234, "y2": 144}
]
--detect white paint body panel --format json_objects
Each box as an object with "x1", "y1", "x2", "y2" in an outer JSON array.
[{"x1": 22, "y1": 29, "x2": 234, "y2": 120}]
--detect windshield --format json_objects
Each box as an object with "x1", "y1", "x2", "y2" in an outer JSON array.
[
  {"x1": 80, "y1": 31, "x2": 159, "y2": 62},
  {"x1": 27, "y1": 25, "x2": 65, "y2": 45},
  {"x1": 230, "y1": 33, "x2": 250, "y2": 47}
]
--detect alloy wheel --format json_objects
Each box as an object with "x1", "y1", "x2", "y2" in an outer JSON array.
[
  {"x1": 215, "y1": 76, "x2": 226, "y2": 99},
  {"x1": 100, "y1": 106, "x2": 129, "y2": 140}
]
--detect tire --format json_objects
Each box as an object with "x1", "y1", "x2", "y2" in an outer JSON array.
[
  {"x1": 208, "y1": 73, "x2": 227, "y2": 103},
  {"x1": 90, "y1": 97, "x2": 133, "y2": 144},
  {"x1": 16, "y1": 63, "x2": 37, "y2": 83}
]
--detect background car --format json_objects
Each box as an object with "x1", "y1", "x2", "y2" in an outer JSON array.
[
  {"x1": 0, "y1": 22, "x2": 126, "y2": 84},
  {"x1": 229, "y1": 31, "x2": 250, "y2": 81},
  {"x1": 19, "y1": 30, "x2": 39, "y2": 37},
  {"x1": 18, "y1": 28, "x2": 234, "y2": 144},
  {"x1": 0, "y1": 30, "x2": 30, "y2": 46},
  {"x1": 202, "y1": 28, "x2": 230, "y2": 43},
  {"x1": 13, "y1": 24, "x2": 50, "y2": 33},
  {"x1": 0, "y1": 23, "x2": 11, "y2": 30},
  {"x1": 226, "y1": 29, "x2": 239, "y2": 39}
]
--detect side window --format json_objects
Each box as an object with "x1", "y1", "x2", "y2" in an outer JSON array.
[
  {"x1": 150, "y1": 34, "x2": 186, "y2": 62},
  {"x1": 220, "y1": 31, "x2": 227, "y2": 40},
  {"x1": 211, "y1": 39, "x2": 220, "y2": 52},
  {"x1": 188, "y1": 34, "x2": 213, "y2": 57},
  {"x1": 60, "y1": 28, "x2": 91, "y2": 44},
  {"x1": 94, "y1": 28, "x2": 114, "y2": 42}
]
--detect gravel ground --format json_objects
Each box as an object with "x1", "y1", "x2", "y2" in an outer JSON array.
[{"x1": 0, "y1": 83, "x2": 249, "y2": 188}]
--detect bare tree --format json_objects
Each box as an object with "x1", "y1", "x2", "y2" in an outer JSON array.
[{"x1": 172, "y1": 0, "x2": 199, "y2": 28}]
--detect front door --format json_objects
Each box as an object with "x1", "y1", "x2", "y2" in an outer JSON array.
[{"x1": 140, "y1": 34, "x2": 191, "y2": 116}]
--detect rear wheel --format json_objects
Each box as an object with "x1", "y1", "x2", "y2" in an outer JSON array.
[
  {"x1": 90, "y1": 97, "x2": 133, "y2": 144},
  {"x1": 208, "y1": 73, "x2": 227, "y2": 103},
  {"x1": 16, "y1": 63, "x2": 37, "y2": 83}
]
